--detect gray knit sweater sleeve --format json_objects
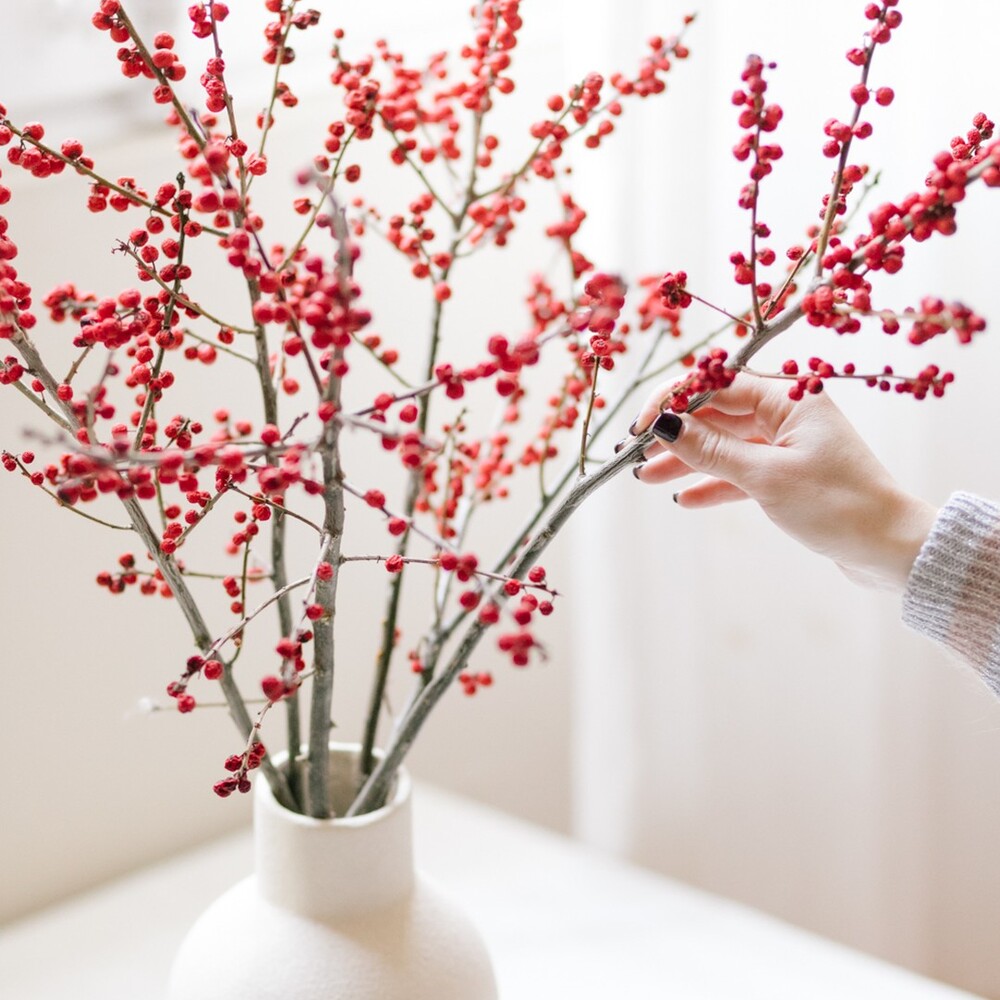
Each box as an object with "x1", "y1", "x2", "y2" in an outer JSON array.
[{"x1": 902, "y1": 491, "x2": 1000, "y2": 695}]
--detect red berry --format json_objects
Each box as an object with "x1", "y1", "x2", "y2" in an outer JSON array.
[
  {"x1": 850, "y1": 84, "x2": 869, "y2": 106},
  {"x1": 261, "y1": 676, "x2": 285, "y2": 701}
]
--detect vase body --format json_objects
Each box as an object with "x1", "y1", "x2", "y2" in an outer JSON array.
[{"x1": 167, "y1": 744, "x2": 498, "y2": 1000}]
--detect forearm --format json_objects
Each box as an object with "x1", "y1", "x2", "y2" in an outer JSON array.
[{"x1": 902, "y1": 491, "x2": 1000, "y2": 693}]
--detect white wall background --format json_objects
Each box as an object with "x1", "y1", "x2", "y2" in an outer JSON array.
[{"x1": 3, "y1": 2, "x2": 1000, "y2": 998}]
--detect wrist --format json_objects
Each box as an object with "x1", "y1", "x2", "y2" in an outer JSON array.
[{"x1": 840, "y1": 488, "x2": 937, "y2": 591}]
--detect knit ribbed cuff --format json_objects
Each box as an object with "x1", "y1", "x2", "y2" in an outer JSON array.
[{"x1": 902, "y1": 491, "x2": 1000, "y2": 693}]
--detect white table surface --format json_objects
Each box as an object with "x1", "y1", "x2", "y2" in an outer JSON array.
[{"x1": 0, "y1": 786, "x2": 981, "y2": 1000}]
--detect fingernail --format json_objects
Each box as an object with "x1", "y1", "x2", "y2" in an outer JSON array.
[
  {"x1": 632, "y1": 462, "x2": 646, "y2": 480},
  {"x1": 614, "y1": 437, "x2": 628, "y2": 454},
  {"x1": 672, "y1": 492, "x2": 679, "y2": 504},
  {"x1": 628, "y1": 415, "x2": 640, "y2": 436},
  {"x1": 651, "y1": 412, "x2": 683, "y2": 443}
]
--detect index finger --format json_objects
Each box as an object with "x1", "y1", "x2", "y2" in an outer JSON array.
[{"x1": 633, "y1": 372, "x2": 800, "y2": 437}]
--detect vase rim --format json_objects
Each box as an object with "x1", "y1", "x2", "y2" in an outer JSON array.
[{"x1": 260, "y1": 741, "x2": 410, "y2": 827}]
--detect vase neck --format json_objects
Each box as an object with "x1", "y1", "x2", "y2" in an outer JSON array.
[{"x1": 254, "y1": 747, "x2": 414, "y2": 921}]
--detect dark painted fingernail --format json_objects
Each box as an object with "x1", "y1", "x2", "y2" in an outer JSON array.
[
  {"x1": 632, "y1": 462, "x2": 646, "y2": 480},
  {"x1": 628, "y1": 415, "x2": 640, "y2": 436},
  {"x1": 672, "y1": 492, "x2": 679, "y2": 504},
  {"x1": 651, "y1": 412, "x2": 683, "y2": 443},
  {"x1": 614, "y1": 437, "x2": 628, "y2": 454}
]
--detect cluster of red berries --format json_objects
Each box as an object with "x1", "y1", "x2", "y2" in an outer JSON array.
[
  {"x1": 440, "y1": 551, "x2": 482, "y2": 607},
  {"x1": 728, "y1": 55, "x2": 785, "y2": 309},
  {"x1": 570, "y1": 273, "x2": 627, "y2": 373},
  {"x1": 95, "y1": 552, "x2": 169, "y2": 597},
  {"x1": 461, "y1": 1, "x2": 522, "y2": 114},
  {"x1": 732, "y1": 55, "x2": 783, "y2": 177},
  {"x1": 263, "y1": 3, "x2": 320, "y2": 65},
  {"x1": 497, "y1": 630, "x2": 536, "y2": 668},
  {"x1": 777, "y1": 354, "x2": 958, "y2": 402},
  {"x1": 94, "y1": 2, "x2": 189, "y2": 103},
  {"x1": 486, "y1": 331, "x2": 542, "y2": 400},
  {"x1": 256, "y1": 630, "x2": 313, "y2": 707},
  {"x1": 815, "y1": 164, "x2": 870, "y2": 248},
  {"x1": 950, "y1": 112, "x2": 995, "y2": 162},
  {"x1": 471, "y1": 432, "x2": 514, "y2": 500},
  {"x1": 896, "y1": 364, "x2": 955, "y2": 400},
  {"x1": 165, "y1": 650, "x2": 229, "y2": 714},
  {"x1": 487, "y1": 567, "x2": 553, "y2": 670},
  {"x1": 528, "y1": 25, "x2": 692, "y2": 180},
  {"x1": 518, "y1": 274, "x2": 630, "y2": 469},
  {"x1": 658, "y1": 271, "x2": 692, "y2": 310},
  {"x1": 0, "y1": 357, "x2": 23, "y2": 385},
  {"x1": 457, "y1": 671, "x2": 493, "y2": 696},
  {"x1": 545, "y1": 192, "x2": 586, "y2": 245},
  {"x1": 908, "y1": 298, "x2": 986, "y2": 346},
  {"x1": 466, "y1": 192, "x2": 526, "y2": 250},
  {"x1": 443, "y1": 19, "x2": 693, "y2": 257},
  {"x1": 859, "y1": 117, "x2": 1000, "y2": 272},
  {"x1": 0, "y1": 120, "x2": 47, "y2": 354},
  {"x1": 189, "y1": 3, "x2": 231, "y2": 42},
  {"x1": 349, "y1": 545, "x2": 556, "y2": 677},
  {"x1": 1, "y1": 120, "x2": 74, "y2": 183},
  {"x1": 214, "y1": 740, "x2": 266, "y2": 798},
  {"x1": 520, "y1": 373, "x2": 587, "y2": 469},
  {"x1": 610, "y1": 26, "x2": 692, "y2": 99},
  {"x1": 384, "y1": 194, "x2": 446, "y2": 281},
  {"x1": 785, "y1": 111, "x2": 997, "y2": 363},
  {"x1": 636, "y1": 276, "x2": 683, "y2": 334},
  {"x1": 3, "y1": 445, "x2": 137, "y2": 505},
  {"x1": 779, "y1": 357, "x2": 829, "y2": 400},
  {"x1": 665, "y1": 349, "x2": 738, "y2": 413},
  {"x1": 431, "y1": 446, "x2": 474, "y2": 538},
  {"x1": 544, "y1": 192, "x2": 593, "y2": 278}
]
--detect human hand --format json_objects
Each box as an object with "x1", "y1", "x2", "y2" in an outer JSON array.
[{"x1": 629, "y1": 375, "x2": 937, "y2": 591}]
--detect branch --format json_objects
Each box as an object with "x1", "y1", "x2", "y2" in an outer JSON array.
[
  {"x1": 116, "y1": 242, "x2": 257, "y2": 334},
  {"x1": 204, "y1": 574, "x2": 311, "y2": 661},
  {"x1": 347, "y1": 431, "x2": 648, "y2": 817},
  {"x1": 8, "y1": 378, "x2": 74, "y2": 434},
  {"x1": 119, "y1": 495, "x2": 296, "y2": 809},
  {"x1": 0, "y1": 122, "x2": 225, "y2": 239},
  {"x1": 814, "y1": 38, "x2": 878, "y2": 272},
  {"x1": 117, "y1": 4, "x2": 208, "y2": 156}
]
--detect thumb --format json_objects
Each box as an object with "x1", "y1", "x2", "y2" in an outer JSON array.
[{"x1": 649, "y1": 411, "x2": 764, "y2": 490}]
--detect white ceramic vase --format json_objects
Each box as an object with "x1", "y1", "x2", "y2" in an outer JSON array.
[{"x1": 167, "y1": 744, "x2": 498, "y2": 1000}]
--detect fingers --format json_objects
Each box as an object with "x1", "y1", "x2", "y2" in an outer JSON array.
[
  {"x1": 630, "y1": 372, "x2": 797, "y2": 438},
  {"x1": 674, "y1": 478, "x2": 749, "y2": 508},
  {"x1": 646, "y1": 410, "x2": 766, "y2": 490},
  {"x1": 682, "y1": 375, "x2": 793, "y2": 421},
  {"x1": 640, "y1": 410, "x2": 768, "y2": 466},
  {"x1": 634, "y1": 449, "x2": 693, "y2": 484},
  {"x1": 687, "y1": 407, "x2": 767, "y2": 443},
  {"x1": 635, "y1": 452, "x2": 748, "y2": 507}
]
